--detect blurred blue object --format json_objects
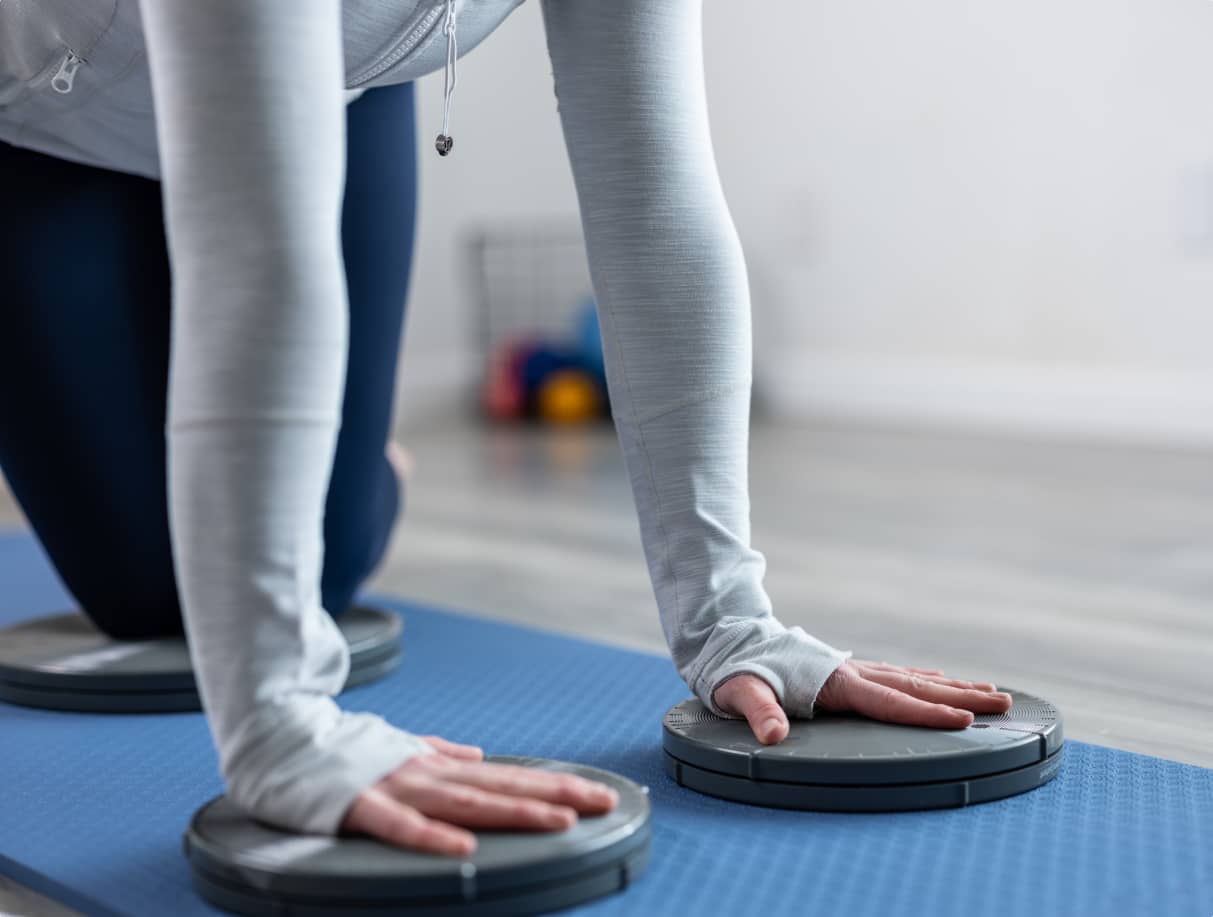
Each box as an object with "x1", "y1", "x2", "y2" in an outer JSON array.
[
  {"x1": 575, "y1": 294, "x2": 605, "y2": 376},
  {"x1": 520, "y1": 345, "x2": 579, "y2": 414}
]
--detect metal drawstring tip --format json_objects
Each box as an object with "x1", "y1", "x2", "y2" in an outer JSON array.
[{"x1": 435, "y1": 134, "x2": 454, "y2": 157}]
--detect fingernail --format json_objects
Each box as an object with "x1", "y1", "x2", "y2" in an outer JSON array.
[
  {"x1": 761, "y1": 717, "x2": 784, "y2": 740},
  {"x1": 551, "y1": 807, "x2": 577, "y2": 828}
]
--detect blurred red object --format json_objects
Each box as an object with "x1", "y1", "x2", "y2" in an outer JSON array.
[{"x1": 481, "y1": 337, "x2": 534, "y2": 421}]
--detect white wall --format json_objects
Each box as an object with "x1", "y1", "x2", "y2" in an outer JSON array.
[
  {"x1": 400, "y1": 3, "x2": 575, "y2": 425},
  {"x1": 399, "y1": 0, "x2": 1213, "y2": 445}
]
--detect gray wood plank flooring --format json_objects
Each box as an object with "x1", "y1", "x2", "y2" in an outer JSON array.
[
  {"x1": 0, "y1": 877, "x2": 79, "y2": 917},
  {"x1": 371, "y1": 421, "x2": 1212, "y2": 770},
  {"x1": 1, "y1": 418, "x2": 1210, "y2": 916}
]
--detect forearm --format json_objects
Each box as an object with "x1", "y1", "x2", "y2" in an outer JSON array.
[
  {"x1": 141, "y1": 0, "x2": 428, "y2": 832},
  {"x1": 541, "y1": 0, "x2": 850, "y2": 716}
]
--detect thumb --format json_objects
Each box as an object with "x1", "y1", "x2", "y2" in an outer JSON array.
[{"x1": 712, "y1": 673, "x2": 789, "y2": 745}]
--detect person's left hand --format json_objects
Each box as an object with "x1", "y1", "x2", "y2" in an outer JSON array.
[{"x1": 712, "y1": 659, "x2": 1014, "y2": 745}]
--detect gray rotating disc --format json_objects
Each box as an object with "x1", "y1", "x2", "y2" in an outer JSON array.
[
  {"x1": 0, "y1": 605, "x2": 401, "y2": 713},
  {"x1": 184, "y1": 756, "x2": 651, "y2": 917},
  {"x1": 663, "y1": 689, "x2": 1063, "y2": 811}
]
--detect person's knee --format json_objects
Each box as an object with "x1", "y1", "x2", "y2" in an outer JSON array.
[{"x1": 75, "y1": 575, "x2": 184, "y2": 641}]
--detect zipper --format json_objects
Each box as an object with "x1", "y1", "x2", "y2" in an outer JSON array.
[
  {"x1": 347, "y1": 4, "x2": 446, "y2": 88},
  {"x1": 50, "y1": 50, "x2": 85, "y2": 95},
  {"x1": 0, "y1": 48, "x2": 86, "y2": 108}
]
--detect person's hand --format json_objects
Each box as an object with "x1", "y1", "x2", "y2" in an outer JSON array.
[
  {"x1": 713, "y1": 659, "x2": 1015, "y2": 745},
  {"x1": 340, "y1": 735, "x2": 620, "y2": 856}
]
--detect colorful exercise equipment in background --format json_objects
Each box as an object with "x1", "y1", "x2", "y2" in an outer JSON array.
[{"x1": 482, "y1": 294, "x2": 610, "y2": 425}]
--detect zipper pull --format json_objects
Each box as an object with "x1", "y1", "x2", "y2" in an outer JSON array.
[
  {"x1": 435, "y1": 0, "x2": 457, "y2": 157},
  {"x1": 51, "y1": 52, "x2": 84, "y2": 95}
]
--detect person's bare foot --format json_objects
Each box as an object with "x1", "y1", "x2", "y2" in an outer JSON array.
[{"x1": 386, "y1": 440, "x2": 415, "y2": 483}]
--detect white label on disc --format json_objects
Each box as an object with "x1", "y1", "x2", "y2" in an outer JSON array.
[
  {"x1": 244, "y1": 836, "x2": 339, "y2": 867},
  {"x1": 42, "y1": 643, "x2": 149, "y2": 672}
]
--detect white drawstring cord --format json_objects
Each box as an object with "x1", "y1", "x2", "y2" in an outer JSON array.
[{"x1": 435, "y1": 0, "x2": 458, "y2": 156}]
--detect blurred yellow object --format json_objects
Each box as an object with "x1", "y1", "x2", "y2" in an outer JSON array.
[{"x1": 538, "y1": 369, "x2": 601, "y2": 425}]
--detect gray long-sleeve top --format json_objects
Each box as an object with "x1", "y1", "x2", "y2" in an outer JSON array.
[{"x1": 2, "y1": 0, "x2": 851, "y2": 835}]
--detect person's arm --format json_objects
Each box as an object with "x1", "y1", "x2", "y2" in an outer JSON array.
[
  {"x1": 540, "y1": 0, "x2": 1015, "y2": 740},
  {"x1": 139, "y1": 0, "x2": 433, "y2": 835},
  {"x1": 538, "y1": 0, "x2": 851, "y2": 721}
]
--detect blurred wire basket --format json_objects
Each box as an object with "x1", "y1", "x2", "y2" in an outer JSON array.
[{"x1": 462, "y1": 217, "x2": 609, "y2": 425}]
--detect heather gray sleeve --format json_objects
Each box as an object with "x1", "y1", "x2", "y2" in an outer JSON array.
[
  {"x1": 139, "y1": 0, "x2": 432, "y2": 836},
  {"x1": 539, "y1": 0, "x2": 852, "y2": 718},
  {"x1": 138, "y1": 0, "x2": 849, "y2": 843}
]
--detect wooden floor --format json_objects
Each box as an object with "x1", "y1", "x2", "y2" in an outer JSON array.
[
  {"x1": 2, "y1": 418, "x2": 1210, "y2": 916},
  {"x1": 371, "y1": 420, "x2": 1213, "y2": 770}
]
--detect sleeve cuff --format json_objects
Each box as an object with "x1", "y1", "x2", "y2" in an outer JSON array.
[
  {"x1": 220, "y1": 696, "x2": 436, "y2": 835},
  {"x1": 689, "y1": 621, "x2": 852, "y2": 720}
]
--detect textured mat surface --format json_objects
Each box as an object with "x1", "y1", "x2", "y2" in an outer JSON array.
[{"x1": 0, "y1": 530, "x2": 1210, "y2": 917}]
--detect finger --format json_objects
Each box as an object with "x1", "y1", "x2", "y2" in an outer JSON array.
[
  {"x1": 342, "y1": 789, "x2": 475, "y2": 857},
  {"x1": 861, "y1": 670, "x2": 1013, "y2": 714},
  {"x1": 844, "y1": 678, "x2": 975, "y2": 729},
  {"x1": 410, "y1": 757, "x2": 619, "y2": 814},
  {"x1": 853, "y1": 659, "x2": 947, "y2": 678},
  {"x1": 852, "y1": 663, "x2": 997, "y2": 693},
  {"x1": 420, "y1": 736, "x2": 485, "y2": 761},
  {"x1": 713, "y1": 673, "x2": 788, "y2": 745},
  {"x1": 391, "y1": 775, "x2": 578, "y2": 832}
]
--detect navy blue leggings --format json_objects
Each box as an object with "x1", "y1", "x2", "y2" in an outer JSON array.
[{"x1": 0, "y1": 83, "x2": 417, "y2": 639}]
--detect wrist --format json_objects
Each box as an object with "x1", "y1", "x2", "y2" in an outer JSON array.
[
  {"x1": 220, "y1": 697, "x2": 434, "y2": 835},
  {"x1": 689, "y1": 621, "x2": 851, "y2": 720}
]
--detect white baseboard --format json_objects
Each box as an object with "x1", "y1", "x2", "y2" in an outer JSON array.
[
  {"x1": 761, "y1": 357, "x2": 1213, "y2": 447},
  {"x1": 393, "y1": 348, "x2": 1213, "y2": 447}
]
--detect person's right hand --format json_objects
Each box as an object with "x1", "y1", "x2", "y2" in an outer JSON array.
[
  {"x1": 714, "y1": 660, "x2": 1014, "y2": 745},
  {"x1": 340, "y1": 736, "x2": 621, "y2": 856}
]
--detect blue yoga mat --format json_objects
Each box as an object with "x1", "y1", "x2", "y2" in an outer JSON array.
[{"x1": 1, "y1": 529, "x2": 1210, "y2": 917}]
